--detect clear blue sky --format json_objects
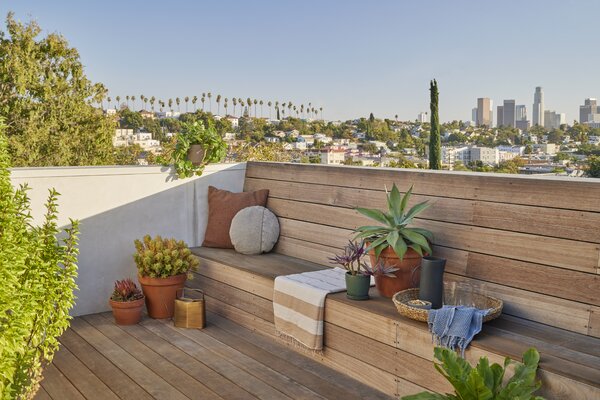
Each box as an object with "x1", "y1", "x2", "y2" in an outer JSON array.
[{"x1": 2, "y1": 0, "x2": 599, "y2": 122}]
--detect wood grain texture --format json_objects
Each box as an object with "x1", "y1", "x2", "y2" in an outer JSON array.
[
  {"x1": 247, "y1": 177, "x2": 600, "y2": 243},
  {"x1": 245, "y1": 161, "x2": 600, "y2": 212}
]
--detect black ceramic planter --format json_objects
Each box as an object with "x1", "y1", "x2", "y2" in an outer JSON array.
[
  {"x1": 419, "y1": 257, "x2": 446, "y2": 309},
  {"x1": 345, "y1": 272, "x2": 370, "y2": 301}
]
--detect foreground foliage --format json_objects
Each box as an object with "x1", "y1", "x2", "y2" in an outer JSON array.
[
  {"x1": 403, "y1": 347, "x2": 544, "y2": 400},
  {"x1": 0, "y1": 118, "x2": 79, "y2": 399}
]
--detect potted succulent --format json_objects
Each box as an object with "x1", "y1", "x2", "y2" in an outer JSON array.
[
  {"x1": 329, "y1": 241, "x2": 371, "y2": 300},
  {"x1": 109, "y1": 278, "x2": 145, "y2": 325},
  {"x1": 163, "y1": 121, "x2": 227, "y2": 178},
  {"x1": 354, "y1": 184, "x2": 433, "y2": 298},
  {"x1": 134, "y1": 235, "x2": 199, "y2": 319},
  {"x1": 329, "y1": 241, "x2": 399, "y2": 300}
]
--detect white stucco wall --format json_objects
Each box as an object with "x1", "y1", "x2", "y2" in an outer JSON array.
[{"x1": 10, "y1": 163, "x2": 246, "y2": 316}]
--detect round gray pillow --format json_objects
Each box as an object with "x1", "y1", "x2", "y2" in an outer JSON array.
[{"x1": 230, "y1": 206, "x2": 280, "y2": 255}]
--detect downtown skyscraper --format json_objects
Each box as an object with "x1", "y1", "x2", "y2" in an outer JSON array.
[
  {"x1": 533, "y1": 87, "x2": 544, "y2": 127},
  {"x1": 476, "y1": 98, "x2": 492, "y2": 127}
]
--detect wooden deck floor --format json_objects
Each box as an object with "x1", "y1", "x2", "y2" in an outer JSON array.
[{"x1": 34, "y1": 312, "x2": 393, "y2": 400}]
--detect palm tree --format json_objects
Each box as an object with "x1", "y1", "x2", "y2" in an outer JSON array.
[
  {"x1": 126, "y1": 95, "x2": 130, "y2": 108},
  {"x1": 253, "y1": 99, "x2": 258, "y2": 118},
  {"x1": 201, "y1": 96, "x2": 205, "y2": 111},
  {"x1": 150, "y1": 96, "x2": 156, "y2": 111},
  {"x1": 216, "y1": 94, "x2": 222, "y2": 115},
  {"x1": 143, "y1": 97, "x2": 149, "y2": 111},
  {"x1": 168, "y1": 98, "x2": 173, "y2": 112},
  {"x1": 192, "y1": 96, "x2": 198, "y2": 111},
  {"x1": 232, "y1": 98, "x2": 237, "y2": 116},
  {"x1": 140, "y1": 95, "x2": 145, "y2": 110},
  {"x1": 184, "y1": 96, "x2": 189, "y2": 113},
  {"x1": 288, "y1": 102, "x2": 292, "y2": 118},
  {"x1": 207, "y1": 92, "x2": 212, "y2": 112},
  {"x1": 274, "y1": 101, "x2": 279, "y2": 119},
  {"x1": 175, "y1": 97, "x2": 181, "y2": 112},
  {"x1": 107, "y1": 97, "x2": 112, "y2": 109},
  {"x1": 224, "y1": 99, "x2": 229, "y2": 116},
  {"x1": 259, "y1": 100, "x2": 264, "y2": 118},
  {"x1": 300, "y1": 104, "x2": 304, "y2": 118},
  {"x1": 267, "y1": 101, "x2": 272, "y2": 119},
  {"x1": 319, "y1": 107, "x2": 323, "y2": 120},
  {"x1": 395, "y1": 114, "x2": 398, "y2": 122},
  {"x1": 115, "y1": 96, "x2": 121, "y2": 109},
  {"x1": 131, "y1": 95, "x2": 136, "y2": 110}
]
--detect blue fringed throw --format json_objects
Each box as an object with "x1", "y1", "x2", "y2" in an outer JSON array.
[{"x1": 427, "y1": 305, "x2": 490, "y2": 357}]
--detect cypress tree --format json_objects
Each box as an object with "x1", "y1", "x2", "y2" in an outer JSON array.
[{"x1": 429, "y1": 79, "x2": 442, "y2": 170}]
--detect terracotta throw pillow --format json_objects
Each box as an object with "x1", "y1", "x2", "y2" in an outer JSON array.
[{"x1": 202, "y1": 186, "x2": 269, "y2": 248}]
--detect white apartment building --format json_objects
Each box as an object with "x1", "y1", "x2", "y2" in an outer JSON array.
[
  {"x1": 264, "y1": 136, "x2": 280, "y2": 143},
  {"x1": 226, "y1": 116, "x2": 239, "y2": 128},
  {"x1": 417, "y1": 112, "x2": 428, "y2": 123}
]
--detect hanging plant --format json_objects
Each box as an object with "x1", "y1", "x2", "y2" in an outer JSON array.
[{"x1": 161, "y1": 121, "x2": 227, "y2": 178}]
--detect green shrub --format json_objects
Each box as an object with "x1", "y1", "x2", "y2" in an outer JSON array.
[
  {"x1": 402, "y1": 347, "x2": 544, "y2": 400},
  {"x1": 0, "y1": 117, "x2": 80, "y2": 399},
  {"x1": 134, "y1": 235, "x2": 199, "y2": 279}
]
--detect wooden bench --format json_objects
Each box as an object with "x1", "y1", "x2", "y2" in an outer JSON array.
[{"x1": 189, "y1": 161, "x2": 600, "y2": 399}]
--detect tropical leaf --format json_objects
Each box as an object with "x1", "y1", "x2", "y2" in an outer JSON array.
[
  {"x1": 356, "y1": 207, "x2": 390, "y2": 225},
  {"x1": 387, "y1": 230, "x2": 408, "y2": 259},
  {"x1": 403, "y1": 201, "x2": 430, "y2": 224},
  {"x1": 388, "y1": 184, "x2": 402, "y2": 218},
  {"x1": 405, "y1": 227, "x2": 434, "y2": 242},
  {"x1": 399, "y1": 184, "x2": 413, "y2": 214},
  {"x1": 400, "y1": 229, "x2": 431, "y2": 251}
]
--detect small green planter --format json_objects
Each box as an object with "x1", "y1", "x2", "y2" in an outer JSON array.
[{"x1": 345, "y1": 272, "x2": 371, "y2": 301}]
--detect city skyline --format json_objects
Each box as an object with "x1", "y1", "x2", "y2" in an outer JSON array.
[{"x1": 2, "y1": 0, "x2": 600, "y2": 122}]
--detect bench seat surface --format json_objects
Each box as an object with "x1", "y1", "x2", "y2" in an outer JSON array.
[{"x1": 191, "y1": 246, "x2": 600, "y2": 391}]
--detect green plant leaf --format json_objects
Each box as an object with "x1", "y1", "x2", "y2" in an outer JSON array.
[
  {"x1": 400, "y1": 229, "x2": 431, "y2": 253},
  {"x1": 403, "y1": 201, "x2": 430, "y2": 225},
  {"x1": 405, "y1": 227, "x2": 434, "y2": 242},
  {"x1": 387, "y1": 230, "x2": 408, "y2": 260},
  {"x1": 401, "y1": 392, "x2": 451, "y2": 400},
  {"x1": 356, "y1": 207, "x2": 390, "y2": 225},
  {"x1": 387, "y1": 184, "x2": 402, "y2": 219},
  {"x1": 399, "y1": 184, "x2": 413, "y2": 214}
]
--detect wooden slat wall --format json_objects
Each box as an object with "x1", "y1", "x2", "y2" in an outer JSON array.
[{"x1": 244, "y1": 162, "x2": 600, "y2": 337}]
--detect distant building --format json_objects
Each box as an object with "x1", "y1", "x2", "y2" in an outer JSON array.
[
  {"x1": 532, "y1": 87, "x2": 544, "y2": 126},
  {"x1": 502, "y1": 100, "x2": 516, "y2": 128},
  {"x1": 476, "y1": 98, "x2": 492, "y2": 127},
  {"x1": 496, "y1": 105, "x2": 504, "y2": 127},
  {"x1": 139, "y1": 110, "x2": 155, "y2": 120},
  {"x1": 470, "y1": 146, "x2": 499, "y2": 165},
  {"x1": 417, "y1": 112, "x2": 428, "y2": 123},
  {"x1": 515, "y1": 119, "x2": 530, "y2": 132},
  {"x1": 225, "y1": 116, "x2": 239, "y2": 128},
  {"x1": 544, "y1": 110, "x2": 566, "y2": 130},
  {"x1": 471, "y1": 108, "x2": 478, "y2": 124},
  {"x1": 579, "y1": 98, "x2": 599, "y2": 123},
  {"x1": 264, "y1": 136, "x2": 280, "y2": 143},
  {"x1": 307, "y1": 147, "x2": 346, "y2": 165},
  {"x1": 516, "y1": 105, "x2": 527, "y2": 121}
]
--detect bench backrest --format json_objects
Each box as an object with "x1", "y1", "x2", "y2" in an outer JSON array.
[{"x1": 244, "y1": 161, "x2": 600, "y2": 338}]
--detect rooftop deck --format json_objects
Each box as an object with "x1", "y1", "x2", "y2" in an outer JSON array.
[{"x1": 35, "y1": 312, "x2": 391, "y2": 400}]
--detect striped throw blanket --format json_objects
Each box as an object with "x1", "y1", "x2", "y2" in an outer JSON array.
[{"x1": 273, "y1": 267, "x2": 348, "y2": 352}]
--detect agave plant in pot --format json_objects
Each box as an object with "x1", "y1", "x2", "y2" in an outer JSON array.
[
  {"x1": 354, "y1": 184, "x2": 433, "y2": 298},
  {"x1": 134, "y1": 235, "x2": 199, "y2": 319},
  {"x1": 109, "y1": 278, "x2": 145, "y2": 325}
]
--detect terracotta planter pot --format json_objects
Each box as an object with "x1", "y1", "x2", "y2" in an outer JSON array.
[
  {"x1": 109, "y1": 297, "x2": 145, "y2": 325},
  {"x1": 187, "y1": 144, "x2": 205, "y2": 166},
  {"x1": 138, "y1": 273, "x2": 187, "y2": 319},
  {"x1": 368, "y1": 246, "x2": 422, "y2": 298}
]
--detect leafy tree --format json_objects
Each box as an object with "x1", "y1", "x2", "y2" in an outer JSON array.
[
  {"x1": 388, "y1": 155, "x2": 415, "y2": 168},
  {"x1": 119, "y1": 109, "x2": 144, "y2": 130},
  {"x1": 114, "y1": 143, "x2": 145, "y2": 165},
  {"x1": 0, "y1": 13, "x2": 115, "y2": 166},
  {"x1": 0, "y1": 118, "x2": 80, "y2": 398},
  {"x1": 230, "y1": 142, "x2": 292, "y2": 162},
  {"x1": 587, "y1": 155, "x2": 600, "y2": 178},
  {"x1": 429, "y1": 79, "x2": 441, "y2": 169},
  {"x1": 361, "y1": 142, "x2": 379, "y2": 154}
]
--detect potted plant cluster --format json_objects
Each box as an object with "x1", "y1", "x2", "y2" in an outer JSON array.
[
  {"x1": 134, "y1": 235, "x2": 199, "y2": 319},
  {"x1": 354, "y1": 184, "x2": 434, "y2": 298},
  {"x1": 162, "y1": 121, "x2": 227, "y2": 179},
  {"x1": 330, "y1": 240, "x2": 399, "y2": 300},
  {"x1": 109, "y1": 278, "x2": 145, "y2": 325}
]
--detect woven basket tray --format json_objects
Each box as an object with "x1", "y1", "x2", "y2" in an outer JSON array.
[{"x1": 392, "y1": 288, "x2": 503, "y2": 323}]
